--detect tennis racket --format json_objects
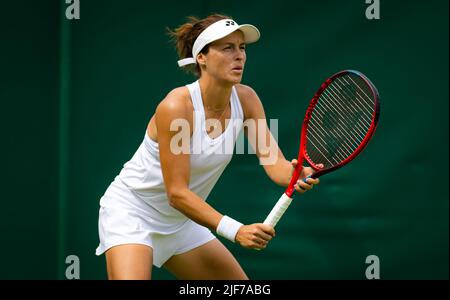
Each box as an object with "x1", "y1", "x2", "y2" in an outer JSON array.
[{"x1": 263, "y1": 70, "x2": 380, "y2": 227}]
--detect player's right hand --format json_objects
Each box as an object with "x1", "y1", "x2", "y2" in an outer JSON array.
[{"x1": 235, "y1": 223, "x2": 275, "y2": 250}]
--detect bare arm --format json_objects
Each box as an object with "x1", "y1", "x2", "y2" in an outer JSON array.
[
  {"x1": 237, "y1": 85, "x2": 320, "y2": 191},
  {"x1": 155, "y1": 89, "x2": 223, "y2": 232}
]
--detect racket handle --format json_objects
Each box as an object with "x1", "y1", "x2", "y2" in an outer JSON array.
[{"x1": 263, "y1": 193, "x2": 293, "y2": 228}]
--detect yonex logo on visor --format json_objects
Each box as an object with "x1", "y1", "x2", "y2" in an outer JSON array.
[{"x1": 177, "y1": 19, "x2": 260, "y2": 67}]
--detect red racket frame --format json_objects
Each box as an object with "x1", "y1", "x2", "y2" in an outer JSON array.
[{"x1": 285, "y1": 70, "x2": 381, "y2": 197}]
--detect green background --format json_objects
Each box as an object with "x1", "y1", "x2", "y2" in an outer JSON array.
[{"x1": 1, "y1": 0, "x2": 448, "y2": 279}]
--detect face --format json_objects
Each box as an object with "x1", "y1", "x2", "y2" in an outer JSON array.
[{"x1": 197, "y1": 30, "x2": 247, "y2": 85}]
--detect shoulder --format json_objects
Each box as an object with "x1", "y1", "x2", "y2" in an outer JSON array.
[
  {"x1": 156, "y1": 86, "x2": 193, "y2": 120},
  {"x1": 234, "y1": 84, "x2": 264, "y2": 120},
  {"x1": 235, "y1": 84, "x2": 258, "y2": 101}
]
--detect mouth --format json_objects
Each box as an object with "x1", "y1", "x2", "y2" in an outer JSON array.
[{"x1": 232, "y1": 66, "x2": 243, "y2": 72}]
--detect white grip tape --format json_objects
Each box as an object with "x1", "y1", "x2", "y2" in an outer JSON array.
[
  {"x1": 216, "y1": 215, "x2": 243, "y2": 243},
  {"x1": 263, "y1": 193, "x2": 293, "y2": 227}
]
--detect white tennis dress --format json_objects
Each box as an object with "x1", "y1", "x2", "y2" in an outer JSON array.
[{"x1": 96, "y1": 80, "x2": 244, "y2": 267}]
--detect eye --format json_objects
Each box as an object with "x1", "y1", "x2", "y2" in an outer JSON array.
[{"x1": 223, "y1": 46, "x2": 232, "y2": 50}]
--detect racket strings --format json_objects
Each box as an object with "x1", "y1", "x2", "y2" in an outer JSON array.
[
  {"x1": 306, "y1": 74, "x2": 376, "y2": 168},
  {"x1": 322, "y1": 82, "x2": 372, "y2": 139}
]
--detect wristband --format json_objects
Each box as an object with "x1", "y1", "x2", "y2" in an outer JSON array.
[{"x1": 216, "y1": 215, "x2": 243, "y2": 243}]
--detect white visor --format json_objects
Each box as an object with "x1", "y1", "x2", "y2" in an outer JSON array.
[{"x1": 177, "y1": 19, "x2": 260, "y2": 67}]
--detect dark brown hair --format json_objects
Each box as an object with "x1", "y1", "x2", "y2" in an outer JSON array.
[{"x1": 167, "y1": 14, "x2": 233, "y2": 76}]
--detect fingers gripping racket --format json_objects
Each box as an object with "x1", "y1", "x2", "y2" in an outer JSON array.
[{"x1": 263, "y1": 70, "x2": 380, "y2": 227}]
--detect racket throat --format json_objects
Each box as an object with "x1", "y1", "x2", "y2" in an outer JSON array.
[{"x1": 286, "y1": 166, "x2": 303, "y2": 197}]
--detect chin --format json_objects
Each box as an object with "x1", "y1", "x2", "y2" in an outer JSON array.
[
  {"x1": 217, "y1": 73, "x2": 243, "y2": 86},
  {"x1": 231, "y1": 78, "x2": 242, "y2": 85},
  {"x1": 228, "y1": 75, "x2": 243, "y2": 85}
]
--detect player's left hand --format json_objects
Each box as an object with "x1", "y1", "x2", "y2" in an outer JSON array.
[{"x1": 290, "y1": 159, "x2": 322, "y2": 194}]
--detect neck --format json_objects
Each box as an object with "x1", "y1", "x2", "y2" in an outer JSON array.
[{"x1": 198, "y1": 75, "x2": 233, "y2": 111}]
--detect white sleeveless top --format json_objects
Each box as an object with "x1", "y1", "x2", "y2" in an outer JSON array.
[{"x1": 111, "y1": 81, "x2": 244, "y2": 232}]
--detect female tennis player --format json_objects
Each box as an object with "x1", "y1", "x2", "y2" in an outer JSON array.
[{"x1": 96, "y1": 14, "x2": 320, "y2": 280}]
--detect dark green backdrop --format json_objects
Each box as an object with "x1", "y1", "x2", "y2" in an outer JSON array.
[{"x1": 1, "y1": 0, "x2": 448, "y2": 279}]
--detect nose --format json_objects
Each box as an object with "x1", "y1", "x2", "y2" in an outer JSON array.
[{"x1": 235, "y1": 48, "x2": 245, "y2": 61}]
